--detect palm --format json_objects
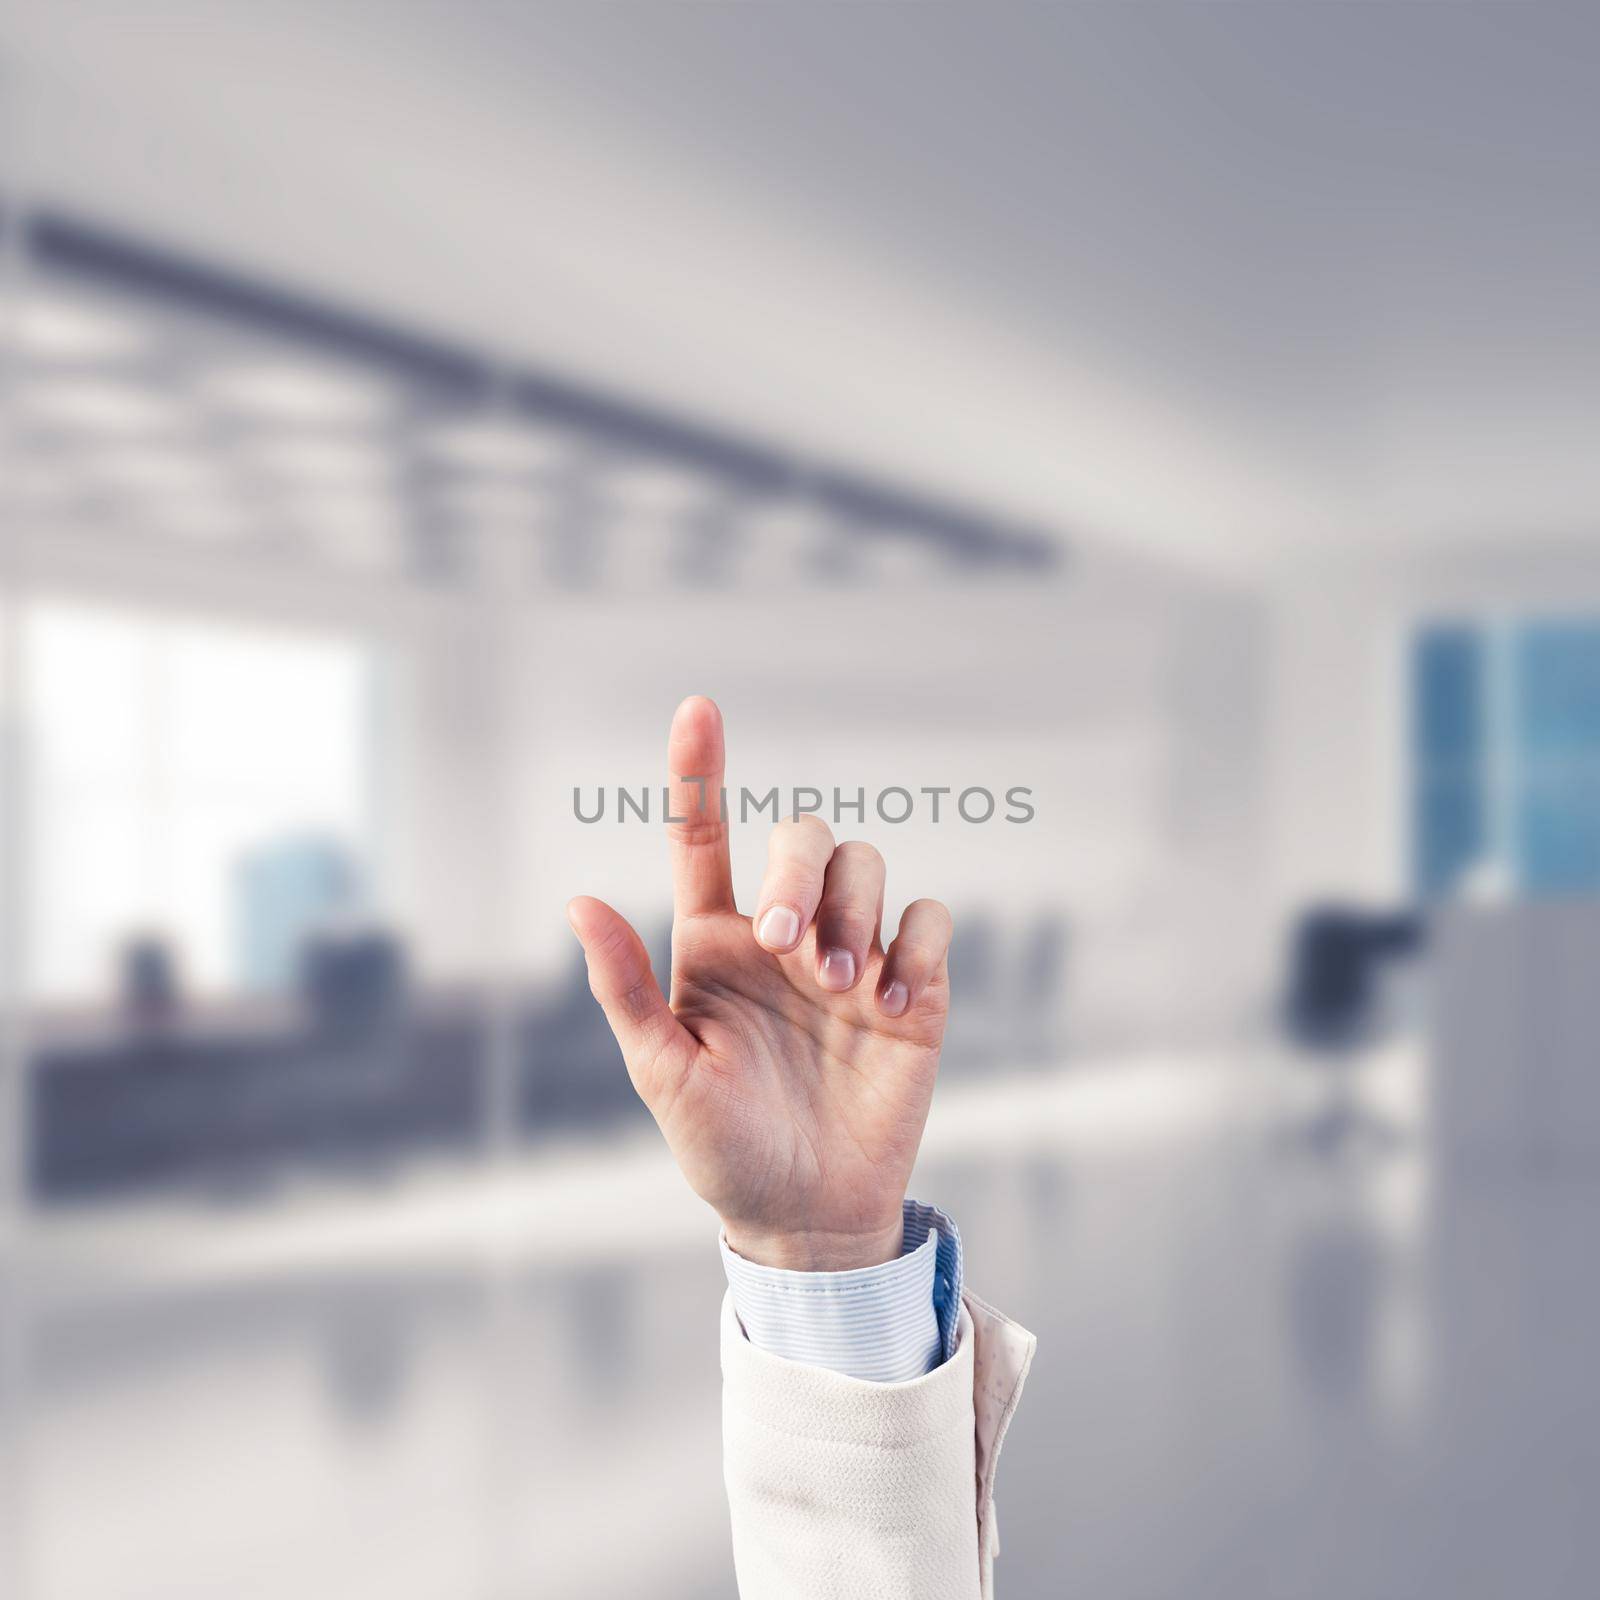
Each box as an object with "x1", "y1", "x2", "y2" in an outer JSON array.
[
  {"x1": 569, "y1": 697, "x2": 955, "y2": 1270},
  {"x1": 661, "y1": 911, "x2": 946, "y2": 1240}
]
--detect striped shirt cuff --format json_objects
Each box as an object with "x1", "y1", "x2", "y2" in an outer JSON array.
[{"x1": 720, "y1": 1199, "x2": 964, "y2": 1384}]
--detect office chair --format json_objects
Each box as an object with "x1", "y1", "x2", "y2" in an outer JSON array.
[{"x1": 1282, "y1": 906, "x2": 1425, "y2": 1156}]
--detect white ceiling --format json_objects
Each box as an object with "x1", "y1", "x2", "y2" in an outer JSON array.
[{"x1": 8, "y1": 1, "x2": 1600, "y2": 574}]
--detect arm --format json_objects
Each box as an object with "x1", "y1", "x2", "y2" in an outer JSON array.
[{"x1": 568, "y1": 696, "x2": 1033, "y2": 1598}]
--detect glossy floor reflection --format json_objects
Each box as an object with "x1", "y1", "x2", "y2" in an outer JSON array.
[{"x1": 6, "y1": 1054, "x2": 1598, "y2": 1599}]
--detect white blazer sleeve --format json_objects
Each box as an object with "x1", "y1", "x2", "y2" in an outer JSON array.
[{"x1": 720, "y1": 1287, "x2": 1036, "y2": 1599}]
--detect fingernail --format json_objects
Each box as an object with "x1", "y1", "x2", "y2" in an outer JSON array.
[
  {"x1": 879, "y1": 979, "x2": 909, "y2": 1017},
  {"x1": 758, "y1": 906, "x2": 801, "y2": 949},
  {"x1": 818, "y1": 949, "x2": 856, "y2": 991}
]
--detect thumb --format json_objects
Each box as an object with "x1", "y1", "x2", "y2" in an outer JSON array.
[{"x1": 566, "y1": 896, "x2": 691, "y2": 1104}]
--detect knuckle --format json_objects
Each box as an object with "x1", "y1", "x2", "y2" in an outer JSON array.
[
  {"x1": 668, "y1": 816, "x2": 726, "y2": 848},
  {"x1": 820, "y1": 910, "x2": 873, "y2": 949},
  {"x1": 893, "y1": 938, "x2": 938, "y2": 970},
  {"x1": 776, "y1": 813, "x2": 833, "y2": 847},
  {"x1": 835, "y1": 841, "x2": 884, "y2": 872},
  {"x1": 758, "y1": 874, "x2": 820, "y2": 928},
  {"x1": 617, "y1": 978, "x2": 660, "y2": 1025}
]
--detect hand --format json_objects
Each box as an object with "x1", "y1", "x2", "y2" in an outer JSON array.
[{"x1": 567, "y1": 697, "x2": 954, "y2": 1272}]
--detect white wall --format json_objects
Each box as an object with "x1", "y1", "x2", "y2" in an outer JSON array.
[{"x1": 1263, "y1": 564, "x2": 1410, "y2": 927}]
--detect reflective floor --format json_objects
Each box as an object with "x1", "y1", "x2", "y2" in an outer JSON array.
[{"x1": 4, "y1": 1051, "x2": 1598, "y2": 1599}]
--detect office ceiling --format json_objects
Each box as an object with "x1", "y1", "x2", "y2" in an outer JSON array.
[
  {"x1": 8, "y1": 2, "x2": 1600, "y2": 574},
  {"x1": 12, "y1": 232, "x2": 1054, "y2": 594}
]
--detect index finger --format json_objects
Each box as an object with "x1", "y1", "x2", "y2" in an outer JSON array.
[{"x1": 666, "y1": 694, "x2": 735, "y2": 917}]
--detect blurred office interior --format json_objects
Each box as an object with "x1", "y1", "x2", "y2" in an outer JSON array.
[{"x1": 2, "y1": 4, "x2": 1599, "y2": 1598}]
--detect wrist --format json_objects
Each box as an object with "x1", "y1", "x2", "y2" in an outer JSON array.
[{"x1": 722, "y1": 1215, "x2": 906, "y2": 1273}]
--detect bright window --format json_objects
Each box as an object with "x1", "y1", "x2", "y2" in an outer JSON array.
[{"x1": 23, "y1": 599, "x2": 375, "y2": 1001}]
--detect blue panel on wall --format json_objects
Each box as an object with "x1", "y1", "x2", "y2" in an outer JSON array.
[{"x1": 1514, "y1": 621, "x2": 1600, "y2": 893}]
